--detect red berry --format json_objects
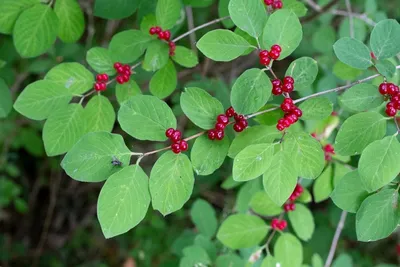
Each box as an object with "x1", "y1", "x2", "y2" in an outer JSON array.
[
  {"x1": 116, "y1": 76, "x2": 125, "y2": 84},
  {"x1": 379, "y1": 83, "x2": 388, "y2": 95},
  {"x1": 278, "y1": 220, "x2": 287, "y2": 230},
  {"x1": 123, "y1": 69, "x2": 131, "y2": 77},
  {"x1": 282, "y1": 119, "x2": 290, "y2": 128},
  {"x1": 397, "y1": 244, "x2": 400, "y2": 256},
  {"x1": 101, "y1": 74, "x2": 109, "y2": 81},
  {"x1": 289, "y1": 203, "x2": 296, "y2": 211},
  {"x1": 234, "y1": 114, "x2": 245, "y2": 122},
  {"x1": 217, "y1": 114, "x2": 229, "y2": 125},
  {"x1": 273, "y1": 1, "x2": 283, "y2": 9},
  {"x1": 114, "y1": 62, "x2": 122, "y2": 69},
  {"x1": 169, "y1": 41, "x2": 176, "y2": 48},
  {"x1": 233, "y1": 123, "x2": 244, "y2": 132},
  {"x1": 295, "y1": 184, "x2": 303, "y2": 194},
  {"x1": 171, "y1": 143, "x2": 181, "y2": 154},
  {"x1": 149, "y1": 27, "x2": 157, "y2": 35},
  {"x1": 393, "y1": 100, "x2": 400, "y2": 110},
  {"x1": 293, "y1": 108, "x2": 303, "y2": 118},
  {"x1": 259, "y1": 50, "x2": 269, "y2": 58},
  {"x1": 272, "y1": 86, "x2": 283, "y2": 95},
  {"x1": 179, "y1": 140, "x2": 188, "y2": 151},
  {"x1": 226, "y1": 107, "x2": 235, "y2": 117},
  {"x1": 238, "y1": 119, "x2": 248, "y2": 129},
  {"x1": 260, "y1": 56, "x2": 271, "y2": 66},
  {"x1": 386, "y1": 107, "x2": 397, "y2": 117},
  {"x1": 100, "y1": 82, "x2": 107, "y2": 91},
  {"x1": 271, "y1": 218, "x2": 279, "y2": 229},
  {"x1": 216, "y1": 130, "x2": 224, "y2": 140},
  {"x1": 283, "y1": 76, "x2": 294, "y2": 85},
  {"x1": 158, "y1": 31, "x2": 165, "y2": 39},
  {"x1": 208, "y1": 130, "x2": 216, "y2": 140},
  {"x1": 290, "y1": 114, "x2": 299, "y2": 123},
  {"x1": 392, "y1": 94, "x2": 400, "y2": 102},
  {"x1": 94, "y1": 82, "x2": 101, "y2": 91},
  {"x1": 282, "y1": 83, "x2": 294, "y2": 93},
  {"x1": 96, "y1": 74, "x2": 103, "y2": 81},
  {"x1": 281, "y1": 103, "x2": 293, "y2": 113},
  {"x1": 276, "y1": 124, "x2": 285, "y2": 131},
  {"x1": 163, "y1": 30, "x2": 171, "y2": 40},
  {"x1": 215, "y1": 123, "x2": 226, "y2": 131},
  {"x1": 284, "y1": 204, "x2": 291, "y2": 212},
  {"x1": 155, "y1": 26, "x2": 162, "y2": 33},
  {"x1": 283, "y1": 98, "x2": 293, "y2": 105},
  {"x1": 286, "y1": 115, "x2": 295, "y2": 125},
  {"x1": 165, "y1": 128, "x2": 175, "y2": 138},
  {"x1": 171, "y1": 130, "x2": 182, "y2": 143},
  {"x1": 269, "y1": 50, "x2": 280, "y2": 60},
  {"x1": 121, "y1": 75, "x2": 130, "y2": 82},
  {"x1": 388, "y1": 83, "x2": 399, "y2": 96},
  {"x1": 271, "y1": 45, "x2": 282, "y2": 53},
  {"x1": 272, "y1": 79, "x2": 281, "y2": 88},
  {"x1": 117, "y1": 66, "x2": 124, "y2": 74},
  {"x1": 324, "y1": 144, "x2": 335, "y2": 154},
  {"x1": 169, "y1": 51, "x2": 175, "y2": 56},
  {"x1": 370, "y1": 52, "x2": 376, "y2": 59}
]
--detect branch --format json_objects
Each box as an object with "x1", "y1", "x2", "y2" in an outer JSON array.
[
  {"x1": 301, "y1": 0, "x2": 340, "y2": 23},
  {"x1": 345, "y1": 0, "x2": 354, "y2": 38},
  {"x1": 185, "y1": 6, "x2": 197, "y2": 52},
  {"x1": 324, "y1": 211, "x2": 348, "y2": 267}
]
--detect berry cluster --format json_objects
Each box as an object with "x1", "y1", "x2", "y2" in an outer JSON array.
[
  {"x1": 272, "y1": 76, "x2": 294, "y2": 95},
  {"x1": 207, "y1": 107, "x2": 248, "y2": 140},
  {"x1": 264, "y1": 0, "x2": 283, "y2": 10},
  {"x1": 94, "y1": 74, "x2": 109, "y2": 91},
  {"x1": 149, "y1": 26, "x2": 176, "y2": 56},
  {"x1": 271, "y1": 218, "x2": 287, "y2": 231},
  {"x1": 378, "y1": 82, "x2": 400, "y2": 117},
  {"x1": 276, "y1": 97, "x2": 302, "y2": 131},
  {"x1": 324, "y1": 144, "x2": 335, "y2": 161},
  {"x1": 283, "y1": 202, "x2": 295, "y2": 212},
  {"x1": 113, "y1": 63, "x2": 132, "y2": 85},
  {"x1": 165, "y1": 128, "x2": 188, "y2": 154},
  {"x1": 289, "y1": 184, "x2": 304, "y2": 202},
  {"x1": 259, "y1": 45, "x2": 282, "y2": 66}
]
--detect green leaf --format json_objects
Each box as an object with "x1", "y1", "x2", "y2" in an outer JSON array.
[
  {"x1": 109, "y1": 30, "x2": 152, "y2": 64},
  {"x1": 97, "y1": 165, "x2": 150, "y2": 238},
  {"x1": 14, "y1": 80, "x2": 72, "y2": 120},
  {"x1": 356, "y1": 189, "x2": 399, "y2": 242},
  {"x1": 299, "y1": 97, "x2": 333, "y2": 121},
  {"x1": 263, "y1": 151, "x2": 297, "y2": 206},
  {"x1": 190, "y1": 199, "x2": 218, "y2": 238},
  {"x1": 370, "y1": 19, "x2": 400, "y2": 60},
  {"x1": 0, "y1": 0, "x2": 37, "y2": 34},
  {"x1": 61, "y1": 132, "x2": 131, "y2": 182},
  {"x1": 140, "y1": 14, "x2": 157, "y2": 34},
  {"x1": 331, "y1": 170, "x2": 369, "y2": 213},
  {"x1": 233, "y1": 143, "x2": 275, "y2": 182},
  {"x1": 230, "y1": 68, "x2": 271, "y2": 114},
  {"x1": 194, "y1": 235, "x2": 217, "y2": 261},
  {"x1": 249, "y1": 191, "x2": 282, "y2": 216},
  {"x1": 375, "y1": 59, "x2": 396, "y2": 78},
  {"x1": 149, "y1": 60, "x2": 177, "y2": 99},
  {"x1": 42, "y1": 104, "x2": 86, "y2": 156},
  {"x1": 284, "y1": 132, "x2": 325, "y2": 179},
  {"x1": 312, "y1": 26, "x2": 336, "y2": 54},
  {"x1": 45, "y1": 62, "x2": 94, "y2": 95},
  {"x1": 216, "y1": 214, "x2": 269, "y2": 249},
  {"x1": 359, "y1": 136, "x2": 400, "y2": 192},
  {"x1": 333, "y1": 61, "x2": 362, "y2": 81},
  {"x1": 274, "y1": 233, "x2": 303, "y2": 267},
  {"x1": 334, "y1": 112, "x2": 387, "y2": 156},
  {"x1": 235, "y1": 179, "x2": 262, "y2": 212},
  {"x1": 181, "y1": 245, "x2": 211, "y2": 266},
  {"x1": 54, "y1": 0, "x2": 84, "y2": 43},
  {"x1": 180, "y1": 87, "x2": 224, "y2": 130},
  {"x1": 288, "y1": 203, "x2": 315, "y2": 241},
  {"x1": 228, "y1": 0, "x2": 267, "y2": 38},
  {"x1": 94, "y1": 0, "x2": 139, "y2": 19},
  {"x1": 282, "y1": 0, "x2": 307, "y2": 17},
  {"x1": 313, "y1": 165, "x2": 333, "y2": 203},
  {"x1": 13, "y1": 4, "x2": 58, "y2": 58},
  {"x1": 339, "y1": 84, "x2": 383, "y2": 112},
  {"x1": 339, "y1": 18, "x2": 367, "y2": 42},
  {"x1": 216, "y1": 254, "x2": 244, "y2": 267},
  {"x1": 228, "y1": 125, "x2": 280, "y2": 158},
  {"x1": 142, "y1": 41, "x2": 170, "y2": 71},
  {"x1": 171, "y1": 46, "x2": 199, "y2": 68},
  {"x1": 84, "y1": 95, "x2": 115, "y2": 133},
  {"x1": 118, "y1": 95, "x2": 176, "y2": 141},
  {"x1": 333, "y1": 38, "x2": 372, "y2": 70},
  {"x1": 312, "y1": 254, "x2": 324, "y2": 267},
  {"x1": 234, "y1": 27, "x2": 258, "y2": 55},
  {"x1": 254, "y1": 104, "x2": 284, "y2": 126},
  {"x1": 218, "y1": 0, "x2": 234, "y2": 28},
  {"x1": 116, "y1": 80, "x2": 142, "y2": 104},
  {"x1": 156, "y1": 0, "x2": 181, "y2": 30},
  {"x1": 221, "y1": 176, "x2": 242, "y2": 190},
  {"x1": 197, "y1": 29, "x2": 253, "y2": 62},
  {"x1": 149, "y1": 151, "x2": 194, "y2": 216},
  {"x1": 262, "y1": 9, "x2": 302, "y2": 59},
  {"x1": 285, "y1": 57, "x2": 318, "y2": 88},
  {"x1": 0, "y1": 78, "x2": 12, "y2": 118},
  {"x1": 261, "y1": 255, "x2": 278, "y2": 267},
  {"x1": 191, "y1": 135, "x2": 229, "y2": 176},
  {"x1": 86, "y1": 47, "x2": 116, "y2": 75},
  {"x1": 297, "y1": 188, "x2": 312, "y2": 203},
  {"x1": 183, "y1": 0, "x2": 214, "y2": 7}
]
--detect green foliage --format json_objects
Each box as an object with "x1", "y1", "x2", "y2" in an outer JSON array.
[
  {"x1": 172, "y1": 46, "x2": 199, "y2": 68},
  {"x1": 149, "y1": 60, "x2": 177, "y2": 99},
  {"x1": 156, "y1": 0, "x2": 182, "y2": 30},
  {"x1": 274, "y1": 233, "x2": 303, "y2": 267},
  {"x1": 190, "y1": 199, "x2": 218, "y2": 238},
  {"x1": 94, "y1": 0, "x2": 139, "y2": 19},
  {"x1": 0, "y1": 78, "x2": 12, "y2": 118},
  {"x1": 54, "y1": 0, "x2": 84, "y2": 43},
  {"x1": 86, "y1": 47, "x2": 116, "y2": 75},
  {"x1": 339, "y1": 84, "x2": 383, "y2": 112},
  {"x1": 109, "y1": 30, "x2": 152, "y2": 64},
  {"x1": 288, "y1": 204, "x2": 315, "y2": 241},
  {"x1": 370, "y1": 19, "x2": 400, "y2": 60},
  {"x1": 285, "y1": 57, "x2": 318, "y2": 89},
  {"x1": 299, "y1": 97, "x2": 333, "y2": 120},
  {"x1": 333, "y1": 38, "x2": 372, "y2": 69}
]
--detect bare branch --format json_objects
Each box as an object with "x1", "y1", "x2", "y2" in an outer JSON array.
[{"x1": 324, "y1": 211, "x2": 348, "y2": 267}]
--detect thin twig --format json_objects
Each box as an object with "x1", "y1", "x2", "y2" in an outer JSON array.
[
  {"x1": 324, "y1": 211, "x2": 348, "y2": 267},
  {"x1": 330, "y1": 9, "x2": 376, "y2": 26},
  {"x1": 301, "y1": 0, "x2": 340, "y2": 23},
  {"x1": 185, "y1": 6, "x2": 197, "y2": 53},
  {"x1": 345, "y1": 0, "x2": 354, "y2": 38}
]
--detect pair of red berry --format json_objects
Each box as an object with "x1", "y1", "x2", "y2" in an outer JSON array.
[
  {"x1": 324, "y1": 144, "x2": 335, "y2": 161},
  {"x1": 283, "y1": 202, "x2": 295, "y2": 212},
  {"x1": 259, "y1": 45, "x2": 282, "y2": 66},
  {"x1": 379, "y1": 82, "x2": 400, "y2": 117},
  {"x1": 264, "y1": 0, "x2": 283, "y2": 9},
  {"x1": 276, "y1": 98, "x2": 302, "y2": 131},
  {"x1": 149, "y1": 26, "x2": 176, "y2": 56},
  {"x1": 165, "y1": 128, "x2": 188, "y2": 154},
  {"x1": 272, "y1": 76, "x2": 294, "y2": 95},
  {"x1": 271, "y1": 218, "x2": 287, "y2": 230},
  {"x1": 94, "y1": 74, "x2": 109, "y2": 91},
  {"x1": 207, "y1": 107, "x2": 248, "y2": 140},
  {"x1": 113, "y1": 63, "x2": 132, "y2": 85},
  {"x1": 289, "y1": 184, "x2": 304, "y2": 202}
]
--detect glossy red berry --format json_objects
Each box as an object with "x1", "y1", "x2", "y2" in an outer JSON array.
[
  {"x1": 282, "y1": 83, "x2": 294, "y2": 93},
  {"x1": 259, "y1": 50, "x2": 269, "y2": 58},
  {"x1": 116, "y1": 76, "x2": 125, "y2": 84},
  {"x1": 217, "y1": 114, "x2": 229, "y2": 125},
  {"x1": 271, "y1": 45, "x2": 282, "y2": 53},
  {"x1": 295, "y1": 184, "x2": 304, "y2": 194},
  {"x1": 234, "y1": 114, "x2": 245, "y2": 122},
  {"x1": 283, "y1": 98, "x2": 293, "y2": 105},
  {"x1": 286, "y1": 115, "x2": 295, "y2": 124},
  {"x1": 216, "y1": 130, "x2": 224, "y2": 140},
  {"x1": 388, "y1": 83, "x2": 399, "y2": 96},
  {"x1": 208, "y1": 130, "x2": 216, "y2": 140},
  {"x1": 386, "y1": 107, "x2": 397, "y2": 117},
  {"x1": 278, "y1": 220, "x2": 287, "y2": 230},
  {"x1": 276, "y1": 124, "x2": 285, "y2": 131},
  {"x1": 165, "y1": 128, "x2": 175, "y2": 138},
  {"x1": 233, "y1": 123, "x2": 244, "y2": 132},
  {"x1": 260, "y1": 56, "x2": 271, "y2": 66},
  {"x1": 269, "y1": 50, "x2": 280, "y2": 60},
  {"x1": 281, "y1": 103, "x2": 293, "y2": 113},
  {"x1": 149, "y1": 27, "x2": 157, "y2": 35},
  {"x1": 169, "y1": 51, "x2": 175, "y2": 56},
  {"x1": 284, "y1": 203, "x2": 295, "y2": 212},
  {"x1": 101, "y1": 74, "x2": 109, "y2": 81},
  {"x1": 100, "y1": 82, "x2": 106, "y2": 91},
  {"x1": 379, "y1": 83, "x2": 388, "y2": 95},
  {"x1": 226, "y1": 107, "x2": 235, "y2": 117},
  {"x1": 290, "y1": 114, "x2": 299, "y2": 123},
  {"x1": 264, "y1": 0, "x2": 274, "y2": 5},
  {"x1": 273, "y1": 1, "x2": 283, "y2": 9},
  {"x1": 169, "y1": 41, "x2": 176, "y2": 48},
  {"x1": 393, "y1": 100, "x2": 400, "y2": 110},
  {"x1": 272, "y1": 79, "x2": 281, "y2": 88},
  {"x1": 324, "y1": 144, "x2": 335, "y2": 154},
  {"x1": 114, "y1": 62, "x2": 122, "y2": 69},
  {"x1": 96, "y1": 74, "x2": 103, "y2": 81},
  {"x1": 215, "y1": 123, "x2": 226, "y2": 131},
  {"x1": 163, "y1": 30, "x2": 171, "y2": 40},
  {"x1": 283, "y1": 76, "x2": 294, "y2": 84},
  {"x1": 94, "y1": 83, "x2": 102, "y2": 91},
  {"x1": 238, "y1": 119, "x2": 248, "y2": 129},
  {"x1": 117, "y1": 66, "x2": 124, "y2": 74},
  {"x1": 272, "y1": 86, "x2": 283, "y2": 95},
  {"x1": 171, "y1": 130, "x2": 182, "y2": 143},
  {"x1": 158, "y1": 31, "x2": 165, "y2": 40},
  {"x1": 155, "y1": 26, "x2": 162, "y2": 33},
  {"x1": 179, "y1": 140, "x2": 188, "y2": 151},
  {"x1": 171, "y1": 143, "x2": 181, "y2": 154},
  {"x1": 293, "y1": 108, "x2": 303, "y2": 118},
  {"x1": 121, "y1": 75, "x2": 130, "y2": 82}
]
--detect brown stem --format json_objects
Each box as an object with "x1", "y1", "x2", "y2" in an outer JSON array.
[
  {"x1": 324, "y1": 211, "x2": 348, "y2": 267},
  {"x1": 301, "y1": 0, "x2": 340, "y2": 23}
]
